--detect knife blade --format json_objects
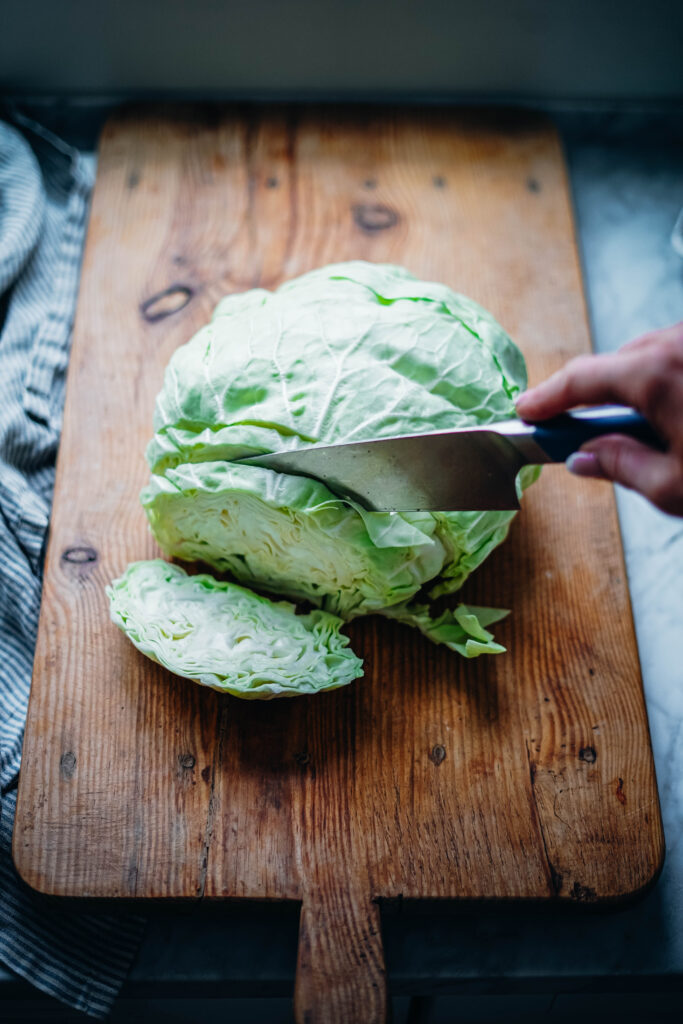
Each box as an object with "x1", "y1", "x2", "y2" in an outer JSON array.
[{"x1": 237, "y1": 405, "x2": 663, "y2": 511}]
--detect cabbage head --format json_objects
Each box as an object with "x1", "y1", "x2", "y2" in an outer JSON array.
[{"x1": 138, "y1": 261, "x2": 536, "y2": 663}]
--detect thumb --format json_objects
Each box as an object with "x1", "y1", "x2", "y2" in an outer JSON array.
[{"x1": 568, "y1": 435, "x2": 683, "y2": 515}]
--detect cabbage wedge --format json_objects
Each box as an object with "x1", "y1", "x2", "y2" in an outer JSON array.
[{"x1": 107, "y1": 560, "x2": 363, "y2": 698}]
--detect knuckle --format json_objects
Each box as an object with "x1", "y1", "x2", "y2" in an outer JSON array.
[
  {"x1": 640, "y1": 359, "x2": 672, "y2": 410},
  {"x1": 644, "y1": 335, "x2": 683, "y2": 376},
  {"x1": 646, "y1": 466, "x2": 681, "y2": 511},
  {"x1": 663, "y1": 335, "x2": 683, "y2": 372},
  {"x1": 610, "y1": 443, "x2": 629, "y2": 483},
  {"x1": 655, "y1": 343, "x2": 683, "y2": 376},
  {"x1": 660, "y1": 321, "x2": 683, "y2": 351}
]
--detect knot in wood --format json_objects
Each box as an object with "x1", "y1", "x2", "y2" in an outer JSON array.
[
  {"x1": 294, "y1": 751, "x2": 310, "y2": 767},
  {"x1": 352, "y1": 203, "x2": 399, "y2": 233},
  {"x1": 140, "y1": 284, "x2": 194, "y2": 323},
  {"x1": 570, "y1": 881, "x2": 597, "y2": 902},
  {"x1": 429, "y1": 744, "x2": 446, "y2": 766},
  {"x1": 178, "y1": 753, "x2": 196, "y2": 770},
  {"x1": 61, "y1": 546, "x2": 98, "y2": 566},
  {"x1": 60, "y1": 751, "x2": 77, "y2": 779},
  {"x1": 579, "y1": 746, "x2": 597, "y2": 764}
]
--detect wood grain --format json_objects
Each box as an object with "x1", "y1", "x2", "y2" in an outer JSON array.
[{"x1": 14, "y1": 106, "x2": 664, "y2": 1023}]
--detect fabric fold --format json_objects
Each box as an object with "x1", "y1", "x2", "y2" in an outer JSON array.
[{"x1": 0, "y1": 114, "x2": 146, "y2": 1020}]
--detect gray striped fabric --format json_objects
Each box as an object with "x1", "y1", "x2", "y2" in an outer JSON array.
[{"x1": 0, "y1": 114, "x2": 146, "y2": 1019}]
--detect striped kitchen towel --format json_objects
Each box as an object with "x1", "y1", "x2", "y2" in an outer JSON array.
[{"x1": 0, "y1": 113, "x2": 146, "y2": 1019}]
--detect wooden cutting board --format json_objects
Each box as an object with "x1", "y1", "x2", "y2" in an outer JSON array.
[{"x1": 14, "y1": 106, "x2": 664, "y2": 1023}]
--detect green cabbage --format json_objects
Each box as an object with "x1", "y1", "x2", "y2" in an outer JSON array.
[
  {"x1": 107, "y1": 560, "x2": 363, "y2": 698},
  {"x1": 110, "y1": 262, "x2": 537, "y2": 696},
  {"x1": 143, "y1": 263, "x2": 535, "y2": 628}
]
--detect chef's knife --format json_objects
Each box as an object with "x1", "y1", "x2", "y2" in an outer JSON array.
[{"x1": 238, "y1": 405, "x2": 663, "y2": 511}]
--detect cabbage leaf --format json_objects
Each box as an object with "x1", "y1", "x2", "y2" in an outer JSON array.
[{"x1": 107, "y1": 560, "x2": 363, "y2": 698}]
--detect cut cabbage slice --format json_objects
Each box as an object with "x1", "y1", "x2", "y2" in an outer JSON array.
[{"x1": 107, "y1": 560, "x2": 363, "y2": 699}]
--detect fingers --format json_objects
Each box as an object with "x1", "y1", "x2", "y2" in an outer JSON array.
[
  {"x1": 515, "y1": 321, "x2": 683, "y2": 425},
  {"x1": 515, "y1": 321, "x2": 683, "y2": 516},
  {"x1": 515, "y1": 351, "x2": 641, "y2": 420},
  {"x1": 569, "y1": 435, "x2": 683, "y2": 516},
  {"x1": 619, "y1": 321, "x2": 683, "y2": 355}
]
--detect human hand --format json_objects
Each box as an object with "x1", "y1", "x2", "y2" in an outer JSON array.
[{"x1": 515, "y1": 322, "x2": 683, "y2": 516}]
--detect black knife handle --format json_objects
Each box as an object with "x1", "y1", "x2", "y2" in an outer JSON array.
[{"x1": 528, "y1": 405, "x2": 666, "y2": 463}]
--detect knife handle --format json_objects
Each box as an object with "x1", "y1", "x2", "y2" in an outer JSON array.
[{"x1": 527, "y1": 405, "x2": 666, "y2": 463}]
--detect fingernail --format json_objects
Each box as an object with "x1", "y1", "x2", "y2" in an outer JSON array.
[
  {"x1": 566, "y1": 452, "x2": 607, "y2": 479},
  {"x1": 515, "y1": 392, "x2": 531, "y2": 412}
]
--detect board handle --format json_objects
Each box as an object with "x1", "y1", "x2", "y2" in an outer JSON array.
[{"x1": 294, "y1": 881, "x2": 387, "y2": 1023}]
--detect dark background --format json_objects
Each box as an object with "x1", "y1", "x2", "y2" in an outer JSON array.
[{"x1": 2, "y1": 0, "x2": 682, "y2": 103}]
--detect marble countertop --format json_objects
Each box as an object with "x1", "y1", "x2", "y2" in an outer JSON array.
[{"x1": 2, "y1": 105, "x2": 682, "y2": 1019}]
